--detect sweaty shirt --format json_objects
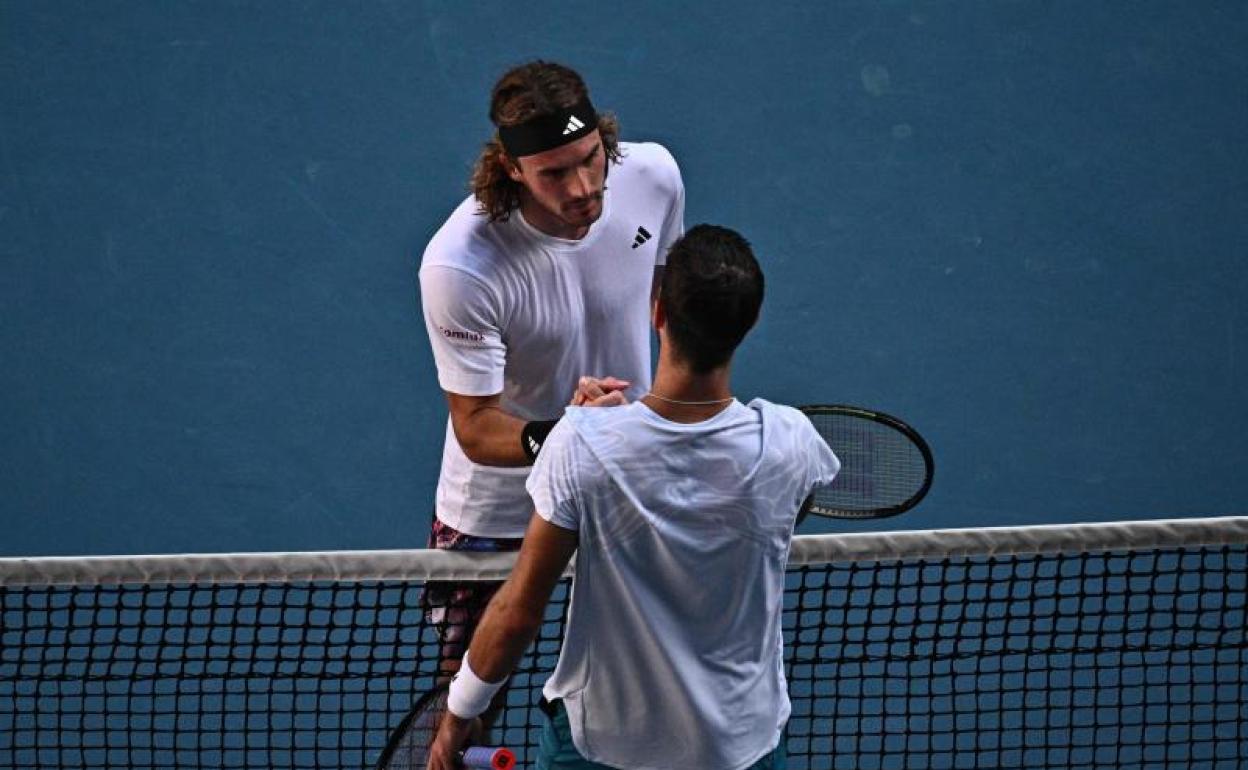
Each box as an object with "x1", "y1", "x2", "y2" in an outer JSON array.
[
  {"x1": 527, "y1": 399, "x2": 841, "y2": 770},
  {"x1": 419, "y1": 142, "x2": 685, "y2": 537}
]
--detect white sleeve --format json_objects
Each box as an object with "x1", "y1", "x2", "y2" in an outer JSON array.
[
  {"x1": 526, "y1": 421, "x2": 583, "y2": 531},
  {"x1": 419, "y1": 265, "x2": 506, "y2": 396},
  {"x1": 805, "y1": 422, "x2": 842, "y2": 493},
  {"x1": 654, "y1": 150, "x2": 685, "y2": 267}
]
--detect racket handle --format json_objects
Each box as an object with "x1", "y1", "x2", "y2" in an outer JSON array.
[{"x1": 459, "y1": 746, "x2": 515, "y2": 770}]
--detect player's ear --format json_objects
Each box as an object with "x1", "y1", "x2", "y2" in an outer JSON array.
[
  {"x1": 651, "y1": 292, "x2": 665, "y2": 331},
  {"x1": 504, "y1": 155, "x2": 524, "y2": 184}
]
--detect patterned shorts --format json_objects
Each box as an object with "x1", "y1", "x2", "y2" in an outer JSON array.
[{"x1": 423, "y1": 517, "x2": 523, "y2": 674}]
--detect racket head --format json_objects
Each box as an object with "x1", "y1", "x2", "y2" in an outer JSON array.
[
  {"x1": 800, "y1": 404, "x2": 934, "y2": 520},
  {"x1": 374, "y1": 684, "x2": 449, "y2": 770}
]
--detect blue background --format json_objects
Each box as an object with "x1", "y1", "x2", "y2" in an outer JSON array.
[{"x1": 3, "y1": 1, "x2": 1246, "y2": 556}]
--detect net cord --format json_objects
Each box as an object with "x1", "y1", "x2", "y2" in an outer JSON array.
[{"x1": 2, "y1": 515, "x2": 1245, "y2": 588}]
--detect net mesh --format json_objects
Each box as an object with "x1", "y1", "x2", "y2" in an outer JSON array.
[{"x1": 2, "y1": 518, "x2": 1246, "y2": 769}]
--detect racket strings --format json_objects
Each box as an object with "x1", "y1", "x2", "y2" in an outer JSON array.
[
  {"x1": 377, "y1": 686, "x2": 448, "y2": 769},
  {"x1": 808, "y1": 413, "x2": 929, "y2": 513}
]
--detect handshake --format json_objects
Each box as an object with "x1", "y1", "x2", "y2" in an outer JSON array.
[{"x1": 570, "y1": 376, "x2": 632, "y2": 408}]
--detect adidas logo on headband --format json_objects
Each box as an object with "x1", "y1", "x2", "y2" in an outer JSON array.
[{"x1": 499, "y1": 98, "x2": 598, "y2": 157}]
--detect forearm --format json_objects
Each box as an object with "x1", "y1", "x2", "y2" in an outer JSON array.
[
  {"x1": 451, "y1": 403, "x2": 531, "y2": 466},
  {"x1": 459, "y1": 516, "x2": 578, "y2": 685},
  {"x1": 434, "y1": 589, "x2": 542, "y2": 768},
  {"x1": 439, "y1": 514, "x2": 576, "y2": 761},
  {"x1": 463, "y1": 581, "x2": 545, "y2": 682}
]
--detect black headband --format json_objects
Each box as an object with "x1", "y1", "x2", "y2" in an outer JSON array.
[{"x1": 497, "y1": 98, "x2": 598, "y2": 158}]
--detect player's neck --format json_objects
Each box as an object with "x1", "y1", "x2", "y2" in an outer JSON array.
[
  {"x1": 642, "y1": 358, "x2": 734, "y2": 424},
  {"x1": 516, "y1": 194, "x2": 590, "y2": 241}
]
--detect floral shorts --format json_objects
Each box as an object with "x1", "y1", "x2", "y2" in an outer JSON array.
[{"x1": 422, "y1": 517, "x2": 523, "y2": 675}]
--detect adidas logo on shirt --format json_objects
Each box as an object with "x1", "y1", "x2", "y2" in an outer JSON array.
[
  {"x1": 631, "y1": 226, "x2": 652, "y2": 249},
  {"x1": 562, "y1": 115, "x2": 586, "y2": 135}
]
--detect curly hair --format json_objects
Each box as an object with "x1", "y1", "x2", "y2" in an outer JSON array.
[{"x1": 470, "y1": 61, "x2": 623, "y2": 222}]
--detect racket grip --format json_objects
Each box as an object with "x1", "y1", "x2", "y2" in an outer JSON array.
[{"x1": 459, "y1": 746, "x2": 515, "y2": 770}]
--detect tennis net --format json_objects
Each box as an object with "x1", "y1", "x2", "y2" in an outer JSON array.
[{"x1": 2, "y1": 516, "x2": 1246, "y2": 769}]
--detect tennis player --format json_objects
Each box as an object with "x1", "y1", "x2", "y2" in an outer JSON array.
[
  {"x1": 427, "y1": 225, "x2": 841, "y2": 770},
  {"x1": 418, "y1": 61, "x2": 685, "y2": 678}
]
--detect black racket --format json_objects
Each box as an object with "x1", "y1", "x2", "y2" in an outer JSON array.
[
  {"x1": 375, "y1": 683, "x2": 515, "y2": 770},
  {"x1": 799, "y1": 404, "x2": 934, "y2": 521}
]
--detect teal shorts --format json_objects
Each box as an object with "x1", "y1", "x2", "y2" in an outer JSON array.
[{"x1": 536, "y1": 699, "x2": 787, "y2": 770}]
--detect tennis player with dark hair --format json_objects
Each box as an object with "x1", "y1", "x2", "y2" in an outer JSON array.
[
  {"x1": 418, "y1": 61, "x2": 685, "y2": 678},
  {"x1": 428, "y1": 225, "x2": 841, "y2": 770}
]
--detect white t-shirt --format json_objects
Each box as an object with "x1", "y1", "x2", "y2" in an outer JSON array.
[
  {"x1": 527, "y1": 399, "x2": 841, "y2": 770},
  {"x1": 419, "y1": 142, "x2": 685, "y2": 537}
]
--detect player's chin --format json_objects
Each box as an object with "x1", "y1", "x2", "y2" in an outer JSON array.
[{"x1": 563, "y1": 200, "x2": 602, "y2": 225}]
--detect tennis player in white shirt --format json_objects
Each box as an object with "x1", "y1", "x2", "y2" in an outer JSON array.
[{"x1": 428, "y1": 224, "x2": 840, "y2": 770}]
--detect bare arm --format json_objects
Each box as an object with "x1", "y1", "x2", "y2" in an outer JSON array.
[
  {"x1": 462, "y1": 514, "x2": 577, "y2": 679},
  {"x1": 445, "y1": 391, "x2": 531, "y2": 466},
  {"x1": 427, "y1": 515, "x2": 578, "y2": 769}
]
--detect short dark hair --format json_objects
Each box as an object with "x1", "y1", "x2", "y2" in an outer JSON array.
[
  {"x1": 659, "y1": 225, "x2": 764, "y2": 373},
  {"x1": 471, "y1": 61, "x2": 622, "y2": 222}
]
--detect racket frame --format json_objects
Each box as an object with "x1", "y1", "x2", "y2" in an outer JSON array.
[
  {"x1": 799, "y1": 404, "x2": 934, "y2": 520},
  {"x1": 374, "y1": 684, "x2": 447, "y2": 770}
]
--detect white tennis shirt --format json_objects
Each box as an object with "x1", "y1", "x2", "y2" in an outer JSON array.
[
  {"x1": 419, "y1": 143, "x2": 685, "y2": 537},
  {"x1": 527, "y1": 399, "x2": 841, "y2": 770}
]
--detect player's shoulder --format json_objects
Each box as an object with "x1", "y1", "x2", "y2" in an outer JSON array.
[
  {"x1": 559, "y1": 403, "x2": 647, "y2": 446},
  {"x1": 617, "y1": 141, "x2": 682, "y2": 189},
  {"x1": 420, "y1": 194, "x2": 510, "y2": 278},
  {"x1": 560, "y1": 403, "x2": 621, "y2": 434},
  {"x1": 746, "y1": 397, "x2": 800, "y2": 420},
  {"x1": 619, "y1": 141, "x2": 679, "y2": 169},
  {"x1": 746, "y1": 398, "x2": 817, "y2": 438},
  {"x1": 536, "y1": 409, "x2": 603, "y2": 472}
]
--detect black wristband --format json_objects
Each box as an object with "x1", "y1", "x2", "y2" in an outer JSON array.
[{"x1": 521, "y1": 419, "x2": 560, "y2": 462}]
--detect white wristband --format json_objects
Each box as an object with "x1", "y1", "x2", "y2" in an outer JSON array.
[{"x1": 447, "y1": 652, "x2": 507, "y2": 719}]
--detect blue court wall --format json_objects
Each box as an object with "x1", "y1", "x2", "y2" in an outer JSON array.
[{"x1": 2, "y1": 1, "x2": 1245, "y2": 555}]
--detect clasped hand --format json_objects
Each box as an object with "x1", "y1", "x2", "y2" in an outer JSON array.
[{"x1": 570, "y1": 376, "x2": 631, "y2": 407}]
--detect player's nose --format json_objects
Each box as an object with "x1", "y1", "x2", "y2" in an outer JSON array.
[{"x1": 570, "y1": 167, "x2": 592, "y2": 199}]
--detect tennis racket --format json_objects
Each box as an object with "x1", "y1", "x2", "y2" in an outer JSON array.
[
  {"x1": 799, "y1": 404, "x2": 934, "y2": 521},
  {"x1": 375, "y1": 683, "x2": 515, "y2": 770}
]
